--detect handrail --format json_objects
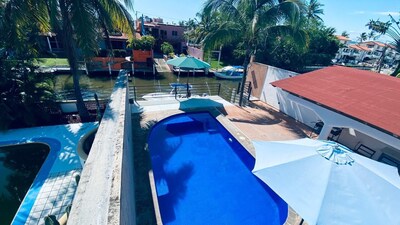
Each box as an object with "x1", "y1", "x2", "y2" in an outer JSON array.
[{"x1": 130, "y1": 83, "x2": 222, "y2": 101}]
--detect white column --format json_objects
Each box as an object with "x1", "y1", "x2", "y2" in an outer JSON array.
[
  {"x1": 47, "y1": 36, "x2": 52, "y2": 53},
  {"x1": 318, "y1": 125, "x2": 333, "y2": 140}
]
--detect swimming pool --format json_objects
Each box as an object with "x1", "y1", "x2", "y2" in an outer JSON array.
[
  {"x1": 148, "y1": 112, "x2": 288, "y2": 225},
  {"x1": 0, "y1": 143, "x2": 49, "y2": 225}
]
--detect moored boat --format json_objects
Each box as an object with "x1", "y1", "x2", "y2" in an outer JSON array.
[
  {"x1": 213, "y1": 66, "x2": 244, "y2": 80},
  {"x1": 142, "y1": 83, "x2": 192, "y2": 100}
]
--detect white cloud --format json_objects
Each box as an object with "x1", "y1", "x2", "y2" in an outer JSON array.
[
  {"x1": 353, "y1": 11, "x2": 366, "y2": 14},
  {"x1": 374, "y1": 11, "x2": 400, "y2": 16},
  {"x1": 352, "y1": 11, "x2": 400, "y2": 16}
]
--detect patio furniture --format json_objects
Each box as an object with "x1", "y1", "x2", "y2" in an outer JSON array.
[
  {"x1": 379, "y1": 153, "x2": 400, "y2": 168},
  {"x1": 327, "y1": 127, "x2": 342, "y2": 141},
  {"x1": 354, "y1": 143, "x2": 376, "y2": 158},
  {"x1": 308, "y1": 121, "x2": 323, "y2": 138}
]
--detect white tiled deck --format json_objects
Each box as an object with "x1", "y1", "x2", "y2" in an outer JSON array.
[{"x1": 25, "y1": 169, "x2": 81, "y2": 225}]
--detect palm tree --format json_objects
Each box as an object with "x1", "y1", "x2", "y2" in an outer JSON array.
[
  {"x1": 367, "y1": 30, "x2": 377, "y2": 40},
  {"x1": 357, "y1": 32, "x2": 367, "y2": 43},
  {"x1": 45, "y1": 0, "x2": 134, "y2": 121},
  {"x1": 92, "y1": 0, "x2": 135, "y2": 57},
  {"x1": 305, "y1": 0, "x2": 324, "y2": 22},
  {"x1": 367, "y1": 16, "x2": 400, "y2": 76},
  {"x1": 202, "y1": 0, "x2": 305, "y2": 106},
  {"x1": 1, "y1": 1, "x2": 58, "y2": 129},
  {"x1": 1, "y1": 0, "x2": 49, "y2": 56},
  {"x1": 341, "y1": 31, "x2": 350, "y2": 38},
  {"x1": 186, "y1": 11, "x2": 222, "y2": 45}
]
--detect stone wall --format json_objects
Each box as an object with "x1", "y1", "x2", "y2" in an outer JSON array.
[{"x1": 68, "y1": 70, "x2": 135, "y2": 224}]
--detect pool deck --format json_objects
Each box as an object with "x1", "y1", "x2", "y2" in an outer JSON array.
[{"x1": 133, "y1": 96, "x2": 311, "y2": 225}]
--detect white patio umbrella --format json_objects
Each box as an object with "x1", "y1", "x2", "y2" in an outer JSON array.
[{"x1": 252, "y1": 138, "x2": 400, "y2": 225}]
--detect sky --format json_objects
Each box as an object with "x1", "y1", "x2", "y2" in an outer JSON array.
[{"x1": 134, "y1": 0, "x2": 400, "y2": 41}]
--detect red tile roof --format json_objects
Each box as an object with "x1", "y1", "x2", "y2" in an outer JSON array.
[
  {"x1": 362, "y1": 41, "x2": 386, "y2": 47},
  {"x1": 349, "y1": 44, "x2": 371, "y2": 51},
  {"x1": 387, "y1": 44, "x2": 397, "y2": 50},
  {"x1": 271, "y1": 66, "x2": 400, "y2": 137},
  {"x1": 336, "y1": 35, "x2": 351, "y2": 41}
]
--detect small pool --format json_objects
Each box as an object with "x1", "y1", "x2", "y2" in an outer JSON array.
[
  {"x1": 148, "y1": 112, "x2": 288, "y2": 225},
  {"x1": 0, "y1": 143, "x2": 50, "y2": 225}
]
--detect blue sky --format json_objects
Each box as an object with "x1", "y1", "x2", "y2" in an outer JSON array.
[{"x1": 134, "y1": 0, "x2": 400, "y2": 41}]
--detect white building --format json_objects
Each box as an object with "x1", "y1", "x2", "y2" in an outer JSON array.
[
  {"x1": 247, "y1": 63, "x2": 400, "y2": 168},
  {"x1": 335, "y1": 38, "x2": 400, "y2": 67},
  {"x1": 336, "y1": 35, "x2": 351, "y2": 46}
]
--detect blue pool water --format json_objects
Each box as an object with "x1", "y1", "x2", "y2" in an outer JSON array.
[{"x1": 148, "y1": 112, "x2": 288, "y2": 225}]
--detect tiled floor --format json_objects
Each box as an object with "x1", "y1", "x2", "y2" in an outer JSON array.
[
  {"x1": 225, "y1": 100, "x2": 311, "y2": 141},
  {"x1": 25, "y1": 169, "x2": 81, "y2": 225}
]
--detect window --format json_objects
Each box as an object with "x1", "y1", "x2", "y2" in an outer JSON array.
[
  {"x1": 160, "y1": 30, "x2": 167, "y2": 38},
  {"x1": 172, "y1": 31, "x2": 178, "y2": 36}
]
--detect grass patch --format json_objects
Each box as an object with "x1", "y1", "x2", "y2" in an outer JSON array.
[
  {"x1": 209, "y1": 58, "x2": 227, "y2": 70},
  {"x1": 35, "y1": 58, "x2": 69, "y2": 67}
]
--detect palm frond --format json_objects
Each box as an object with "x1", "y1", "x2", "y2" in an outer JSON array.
[
  {"x1": 204, "y1": 0, "x2": 244, "y2": 25},
  {"x1": 203, "y1": 21, "x2": 241, "y2": 51},
  {"x1": 121, "y1": 0, "x2": 133, "y2": 10},
  {"x1": 70, "y1": 0, "x2": 98, "y2": 56},
  {"x1": 267, "y1": 24, "x2": 308, "y2": 47},
  {"x1": 99, "y1": 0, "x2": 135, "y2": 35},
  {"x1": 47, "y1": 0, "x2": 61, "y2": 31}
]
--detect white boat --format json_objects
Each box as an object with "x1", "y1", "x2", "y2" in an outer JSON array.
[
  {"x1": 142, "y1": 83, "x2": 192, "y2": 100},
  {"x1": 213, "y1": 66, "x2": 244, "y2": 80}
]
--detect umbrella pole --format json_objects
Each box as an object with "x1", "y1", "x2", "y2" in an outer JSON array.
[{"x1": 178, "y1": 67, "x2": 180, "y2": 82}]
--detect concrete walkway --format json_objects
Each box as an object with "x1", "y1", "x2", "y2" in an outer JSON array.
[{"x1": 154, "y1": 58, "x2": 171, "y2": 73}]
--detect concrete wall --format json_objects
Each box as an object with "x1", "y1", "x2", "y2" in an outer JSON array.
[
  {"x1": 68, "y1": 70, "x2": 135, "y2": 225},
  {"x1": 187, "y1": 46, "x2": 203, "y2": 60},
  {"x1": 246, "y1": 63, "x2": 298, "y2": 109},
  {"x1": 158, "y1": 24, "x2": 185, "y2": 42}
]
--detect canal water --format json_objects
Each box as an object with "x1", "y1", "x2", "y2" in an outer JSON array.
[{"x1": 54, "y1": 72, "x2": 241, "y2": 101}]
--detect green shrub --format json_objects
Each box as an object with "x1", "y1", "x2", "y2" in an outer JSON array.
[
  {"x1": 113, "y1": 49, "x2": 127, "y2": 58},
  {"x1": 128, "y1": 35, "x2": 155, "y2": 50},
  {"x1": 161, "y1": 42, "x2": 174, "y2": 55}
]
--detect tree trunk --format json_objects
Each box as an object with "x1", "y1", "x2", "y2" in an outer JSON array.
[
  {"x1": 101, "y1": 21, "x2": 114, "y2": 57},
  {"x1": 59, "y1": 0, "x2": 90, "y2": 122},
  {"x1": 238, "y1": 48, "x2": 252, "y2": 106}
]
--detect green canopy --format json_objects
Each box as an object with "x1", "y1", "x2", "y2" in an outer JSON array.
[{"x1": 166, "y1": 56, "x2": 210, "y2": 70}]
